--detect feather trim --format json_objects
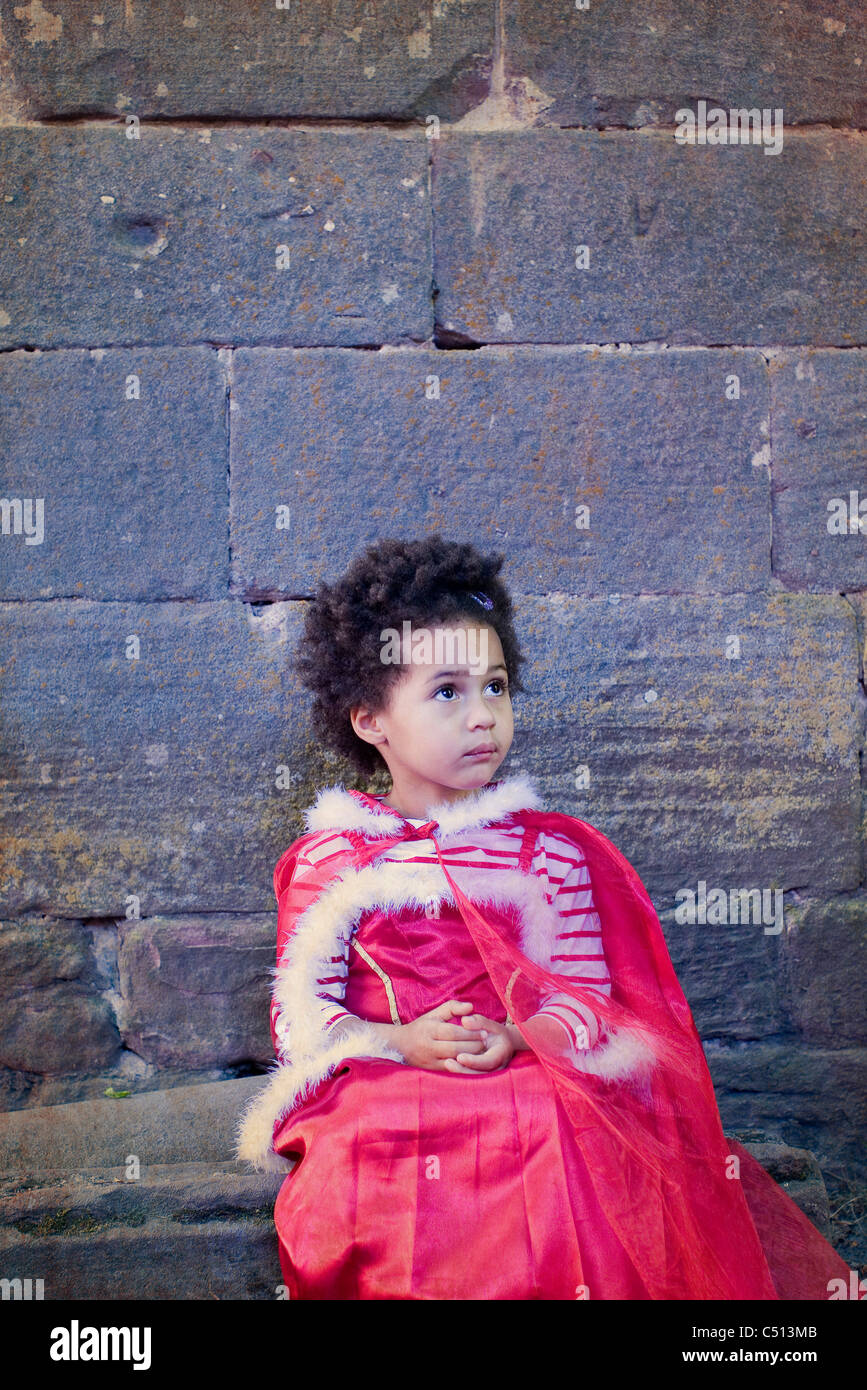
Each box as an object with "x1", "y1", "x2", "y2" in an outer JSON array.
[
  {"x1": 567, "y1": 1025, "x2": 657, "y2": 1080},
  {"x1": 303, "y1": 773, "x2": 543, "y2": 842},
  {"x1": 428, "y1": 774, "x2": 543, "y2": 840},
  {"x1": 235, "y1": 1024, "x2": 405, "y2": 1174},
  {"x1": 303, "y1": 786, "x2": 400, "y2": 838}
]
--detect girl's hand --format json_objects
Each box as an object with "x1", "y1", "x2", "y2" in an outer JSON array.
[
  {"x1": 393, "y1": 1000, "x2": 488, "y2": 1072},
  {"x1": 442, "y1": 1012, "x2": 514, "y2": 1075}
]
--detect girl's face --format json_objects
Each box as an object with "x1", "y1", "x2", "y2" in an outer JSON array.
[{"x1": 350, "y1": 619, "x2": 514, "y2": 812}]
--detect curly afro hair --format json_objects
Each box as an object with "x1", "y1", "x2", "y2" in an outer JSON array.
[{"x1": 292, "y1": 534, "x2": 527, "y2": 779}]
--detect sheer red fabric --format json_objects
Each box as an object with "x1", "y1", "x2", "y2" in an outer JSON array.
[{"x1": 432, "y1": 811, "x2": 854, "y2": 1300}]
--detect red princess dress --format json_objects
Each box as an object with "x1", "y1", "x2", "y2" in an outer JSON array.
[{"x1": 236, "y1": 775, "x2": 855, "y2": 1301}]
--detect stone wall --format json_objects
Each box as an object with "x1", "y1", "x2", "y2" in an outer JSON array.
[{"x1": 0, "y1": 0, "x2": 864, "y2": 1247}]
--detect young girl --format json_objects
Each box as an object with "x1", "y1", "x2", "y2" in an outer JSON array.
[{"x1": 237, "y1": 534, "x2": 853, "y2": 1301}]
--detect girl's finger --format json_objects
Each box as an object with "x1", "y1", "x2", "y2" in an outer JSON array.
[
  {"x1": 455, "y1": 1051, "x2": 495, "y2": 1069},
  {"x1": 439, "y1": 1024, "x2": 484, "y2": 1041},
  {"x1": 446, "y1": 1047, "x2": 495, "y2": 1067},
  {"x1": 443, "y1": 1058, "x2": 488, "y2": 1075},
  {"x1": 435, "y1": 1039, "x2": 485, "y2": 1057},
  {"x1": 452, "y1": 1039, "x2": 494, "y2": 1067}
]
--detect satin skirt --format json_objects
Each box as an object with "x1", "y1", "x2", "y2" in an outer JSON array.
[{"x1": 273, "y1": 1050, "x2": 656, "y2": 1301}]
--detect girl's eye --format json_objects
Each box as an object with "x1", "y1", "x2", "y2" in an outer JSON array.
[{"x1": 433, "y1": 680, "x2": 509, "y2": 700}]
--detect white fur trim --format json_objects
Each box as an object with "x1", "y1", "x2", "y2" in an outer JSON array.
[
  {"x1": 566, "y1": 1025, "x2": 657, "y2": 1080},
  {"x1": 428, "y1": 774, "x2": 543, "y2": 840},
  {"x1": 303, "y1": 773, "x2": 543, "y2": 843},
  {"x1": 236, "y1": 844, "x2": 655, "y2": 1171},
  {"x1": 235, "y1": 1024, "x2": 405, "y2": 1174},
  {"x1": 303, "y1": 786, "x2": 400, "y2": 838}
]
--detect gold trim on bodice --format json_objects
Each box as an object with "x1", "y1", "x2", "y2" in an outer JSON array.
[
  {"x1": 350, "y1": 940, "x2": 403, "y2": 1025},
  {"x1": 504, "y1": 969, "x2": 520, "y2": 1022},
  {"x1": 349, "y1": 944, "x2": 514, "y2": 1029}
]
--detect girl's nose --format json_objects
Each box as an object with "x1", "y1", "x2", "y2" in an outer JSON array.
[{"x1": 467, "y1": 701, "x2": 496, "y2": 726}]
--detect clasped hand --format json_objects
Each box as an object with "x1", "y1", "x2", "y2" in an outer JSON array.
[{"x1": 394, "y1": 999, "x2": 513, "y2": 1075}]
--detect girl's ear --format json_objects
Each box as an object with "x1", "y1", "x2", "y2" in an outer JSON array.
[{"x1": 350, "y1": 705, "x2": 386, "y2": 747}]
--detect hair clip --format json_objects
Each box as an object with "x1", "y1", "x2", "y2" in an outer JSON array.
[{"x1": 468, "y1": 590, "x2": 494, "y2": 610}]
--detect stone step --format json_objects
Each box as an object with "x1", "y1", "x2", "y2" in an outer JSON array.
[
  {"x1": 0, "y1": 1076, "x2": 264, "y2": 1174},
  {"x1": 0, "y1": 1159, "x2": 285, "y2": 1225},
  {"x1": 0, "y1": 1161, "x2": 284, "y2": 1300},
  {"x1": 0, "y1": 1079, "x2": 838, "y2": 1299},
  {"x1": 2, "y1": 1224, "x2": 281, "y2": 1301}
]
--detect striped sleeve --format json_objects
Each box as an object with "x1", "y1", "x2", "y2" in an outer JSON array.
[
  {"x1": 269, "y1": 836, "x2": 355, "y2": 1064},
  {"x1": 531, "y1": 831, "x2": 612, "y2": 1051},
  {"x1": 270, "y1": 963, "x2": 351, "y2": 1063}
]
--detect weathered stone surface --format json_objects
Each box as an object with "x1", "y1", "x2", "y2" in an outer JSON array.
[
  {"x1": 850, "y1": 591, "x2": 867, "y2": 891},
  {"x1": 658, "y1": 905, "x2": 786, "y2": 1042},
  {"x1": 514, "y1": 592, "x2": 862, "y2": 898},
  {"x1": 0, "y1": 918, "x2": 120, "y2": 1074},
  {"x1": 433, "y1": 130, "x2": 867, "y2": 346},
  {"x1": 0, "y1": 1160, "x2": 283, "y2": 1228},
  {"x1": 849, "y1": 591, "x2": 867, "y2": 665},
  {"x1": 780, "y1": 894, "x2": 867, "y2": 1048},
  {"x1": 0, "y1": 348, "x2": 230, "y2": 601},
  {"x1": 0, "y1": 917, "x2": 91, "y2": 988},
  {"x1": 229, "y1": 344, "x2": 771, "y2": 597},
  {"x1": 771, "y1": 350, "x2": 867, "y2": 592},
  {"x1": 0, "y1": 599, "x2": 315, "y2": 915},
  {"x1": 0, "y1": 1076, "x2": 262, "y2": 1174},
  {"x1": 0, "y1": 1060, "x2": 263, "y2": 1115},
  {"x1": 0, "y1": 0, "x2": 862, "y2": 1213},
  {"x1": 117, "y1": 915, "x2": 275, "y2": 1067},
  {"x1": 0, "y1": 1219, "x2": 281, "y2": 1300},
  {"x1": 505, "y1": 0, "x2": 867, "y2": 129},
  {"x1": 707, "y1": 1043, "x2": 867, "y2": 1172},
  {"x1": 0, "y1": 127, "x2": 431, "y2": 349},
  {"x1": 0, "y1": 1159, "x2": 285, "y2": 1298},
  {"x1": 3, "y1": 0, "x2": 863, "y2": 132},
  {"x1": 0, "y1": 0, "x2": 494, "y2": 121},
  {"x1": 0, "y1": 985, "x2": 119, "y2": 1076}
]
